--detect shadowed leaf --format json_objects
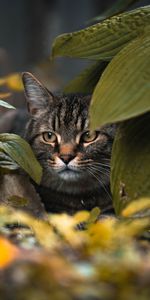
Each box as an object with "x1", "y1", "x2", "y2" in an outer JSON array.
[
  {"x1": 0, "y1": 152, "x2": 18, "y2": 170},
  {"x1": 0, "y1": 134, "x2": 42, "y2": 184},
  {"x1": 64, "y1": 61, "x2": 108, "y2": 93},
  {"x1": 111, "y1": 113, "x2": 150, "y2": 214}
]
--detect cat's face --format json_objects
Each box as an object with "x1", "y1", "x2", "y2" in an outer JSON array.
[{"x1": 22, "y1": 73, "x2": 116, "y2": 196}]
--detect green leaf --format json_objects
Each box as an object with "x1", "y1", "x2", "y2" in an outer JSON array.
[
  {"x1": 89, "y1": 0, "x2": 139, "y2": 23},
  {"x1": 86, "y1": 207, "x2": 101, "y2": 226},
  {"x1": 90, "y1": 30, "x2": 150, "y2": 129},
  {"x1": 0, "y1": 100, "x2": 15, "y2": 110},
  {"x1": 52, "y1": 6, "x2": 150, "y2": 61},
  {"x1": 0, "y1": 134, "x2": 42, "y2": 184},
  {"x1": 64, "y1": 61, "x2": 108, "y2": 94},
  {"x1": 0, "y1": 152, "x2": 18, "y2": 170},
  {"x1": 111, "y1": 113, "x2": 150, "y2": 215}
]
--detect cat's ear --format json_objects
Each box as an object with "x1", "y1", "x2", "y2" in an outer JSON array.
[{"x1": 22, "y1": 72, "x2": 54, "y2": 115}]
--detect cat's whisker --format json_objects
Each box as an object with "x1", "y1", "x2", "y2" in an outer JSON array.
[
  {"x1": 91, "y1": 167, "x2": 110, "y2": 174},
  {"x1": 52, "y1": 166, "x2": 65, "y2": 171},
  {"x1": 92, "y1": 166, "x2": 110, "y2": 171},
  {"x1": 99, "y1": 178, "x2": 112, "y2": 201},
  {"x1": 86, "y1": 165, "x2": 109, "y2": 178},
  {"x1": 86, "y1": 168, "x2": 101, "y2": 184},
  {"x1": 93, "y1": 160, "x2": 110, "y2": 164},
  {"x1": 76, "y1": 159, "x2": 93, "y2": 165},
  {"x1": 88, "y1": 163, "x2": 110, "y2": 170},
  {"x1": 86, "y1": 167, "x2": 112, "y2": 201},
  {"x1": 57, "y1": 179, "x2": 64, "y2": 191},
  {"x1": 88, "y1": 167, "x2": 110, "y2": 178},
  {"x1": 48, "y1": 162, "x2": 56, "y2": 166},
  {"x1": 99, "y1": 181, "x2": 112, "y2": 201},
  {"x1": 89, "y1": 165, "x2": 110, "y2": 173},
  {"x1": 88, "y1": 159, "x2": 110, "y2": 163},
  {"x1": 98, "y1": 157, "x2": 111, "y2": 160},
  {"x1": 76, "y1": 160, "x2": 111, "y2": 168},
  {"x1": 75, "y1": 162, "x2": 93, "y2": 167},
  {"x1": 91, "y1": 161, "x2": 110, "y2": 167},
  {"x1": 100, "y1": 159, "x2": 111, "y2": 163}
]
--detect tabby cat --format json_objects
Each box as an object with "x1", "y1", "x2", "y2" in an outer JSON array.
[{"x1": 22, "y1": 72, "x2": 116, "y2": 214}]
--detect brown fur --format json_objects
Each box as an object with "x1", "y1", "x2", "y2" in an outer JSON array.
[{"x1": 22, "y1": 72, "x2": 116, "y2": 214}]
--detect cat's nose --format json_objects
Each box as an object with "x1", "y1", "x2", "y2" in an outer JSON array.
[
  {"x1": 60, "y1": 154, "x2": 74, "y2": 164},
  {"x1": 59, "y1": 143, "x2": 75, "y2": 164}
]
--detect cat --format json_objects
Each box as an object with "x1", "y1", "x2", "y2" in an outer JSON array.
[{"x1": 21, "y1": 72, "x2": 116, "y2": 214}]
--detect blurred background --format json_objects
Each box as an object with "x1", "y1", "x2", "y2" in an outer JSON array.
[
  {"x1": 0, "y1": 0, "x2": 149, "y2": 122},
  {"x1": 0, "y1": 0, "x2": 149, "y2": 87}
]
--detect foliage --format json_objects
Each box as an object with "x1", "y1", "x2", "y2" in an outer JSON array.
[
  {"x1": 52, "y1": 5, "x2": 150, "y2": 214},
  {"x1": 89, "y1": 29, "x2": 150, "y2": 128},
  {"x1": 0, "y1": 201, "x2": 149, "y2": 299},
  {"x1": 0, "y1": 1, "x2": 150, "y2": 299},
  {"x1": 64, "y1": 61, "x2": 108, "y2": 94},
  {"x1": 111, "y1": 114, "x2": 150, "y2": 214},
  {"x1": 52, "y1": 6, "x2": 149, "y2": 61},
  {"x1": 0, "y1": 133, "x2": 42, "y2": 184},
  {"x1": 0, "y1": 101, "x2": 42, "y2": 184}
]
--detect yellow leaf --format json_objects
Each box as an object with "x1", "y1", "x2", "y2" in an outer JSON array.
[
  {"x1": 49, "y1": 213, "x2": 87, "y2": 247},
  {"x1": 74, "y1": 211, "x2": 90, "y2": 223},
  {"x1": 0, "y1": 73, "x2": 23, "y2": 91},
  {"x1": 6, "y1": 73, "x2": 23, "y2": 91},
  {"x1": 115, "y1": 218, "x2": 149, "y2": 238},
  {"x1": 0, "y1": 237, "x2": 19, "y2": 268},
  {"x1": 88, "y1": 218, "x2": 116, "y2": 250},
  {"x1": 122, "y1": 197, "x2": 150, "y2": 217},
  {"x1": 0, "y1": 206, "x2": 57, "y2": 249}
]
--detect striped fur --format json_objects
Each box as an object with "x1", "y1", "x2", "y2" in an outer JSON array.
[{"x1": 22, "y1": 73, "x2": 116, "y2": 214}]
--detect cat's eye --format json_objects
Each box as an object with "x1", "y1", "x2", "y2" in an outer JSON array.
[
  {"x1": 42, "y1": 132, "x2": 57, "y2": 143},
  {"x1": 80, "y1": 130, "x2": 98, "y2": 143}
]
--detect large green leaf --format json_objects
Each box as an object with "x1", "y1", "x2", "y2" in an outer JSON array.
[
  {"x1": 64, "y1": 61, "x2": 108, "y2": 93},
  {"x1": 0, "y1": 100, "x2": 15, "y2": 110},
  {"x1": 90, "y1": 30, "x2": 150, "y2": 129},
  {"x1": 0, "y1": 134, "x2": 42, "y2": 184},
  {"x1": 52, "y1": 6, "x2": 150, "y2": 61},
  {"x1": 111, "y1": 113, "x2": 150, "y2": 215}
]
